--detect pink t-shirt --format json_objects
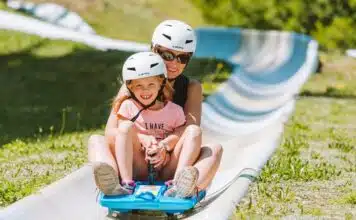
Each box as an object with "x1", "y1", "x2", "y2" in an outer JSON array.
[{"x1": 117, "y1": 99, "x2": 186, "y2": 140}]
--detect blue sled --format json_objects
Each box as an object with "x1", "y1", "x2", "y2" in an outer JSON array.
[{"x1": 99, "y1": 181, "x2": 206, "y2": 214}]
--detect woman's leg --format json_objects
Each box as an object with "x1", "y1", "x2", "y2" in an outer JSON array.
[
  {"x1": 161, "y1": 125, "x2": 201, "y2": 179},
  {"x1": 88, "y1": 134, "x2": 122, "y2": 195},
  {"x1": 87, "y1": 123, "x2": 147, "y2": 195},
  {"x1": 173, "y1": 124, "x2": 202, "y2": 176},
  {"x1": 88, "y1": 134, "x2": 118, "y2": 173},
  {"x1": 161, "y1": 125, "x2": 223, "y2": 190},
  {"x1": 193, "y1": 143, "x2": 223, "y2": 189}
]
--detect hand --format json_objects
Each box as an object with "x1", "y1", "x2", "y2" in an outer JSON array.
[
  {"x1": 138, "y1": 134, "x2": 157, "y2": 151},
  {"x1": 145, "y1": 142, "x2": 169, "y2": 169}
]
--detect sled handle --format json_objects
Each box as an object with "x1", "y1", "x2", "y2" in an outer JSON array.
[{"x1": 135, "y1": 191, "x2": 156, "y2": 201}]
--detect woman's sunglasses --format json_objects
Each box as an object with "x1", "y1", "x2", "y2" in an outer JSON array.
[{"x1": 156, "y1": 49, "x2": 192, "y2": 64}]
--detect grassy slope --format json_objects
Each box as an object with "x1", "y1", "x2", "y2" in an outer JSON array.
[
  {"x1": 0, "y1": 1, "x2": 355, "y2": 218},
  {"x1": 235, "y1": 54, "x2": 356, "y2": 219},
  {"x1": 18, "y1": 0, "x2": 206, "y2": 43}
]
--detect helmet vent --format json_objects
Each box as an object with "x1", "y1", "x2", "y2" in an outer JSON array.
[
  {"x1": 185, "y1": 40, "x2": 193, "y2": 44},
  {"x1": 165, "y1": 24, "x2": 172, "y2": 27},
  {"x1": 150, "y1": 63, "x2": 159, "y2": 68},
  {"x1": 162, "y1": 34, "x2": 171, "y2": 40},
  {"x1": 187, "y1": 28, "x2": 192, "y2": 31},
  {"x1": 127, "y1": 67, "x2": 136, "y2": 71}
]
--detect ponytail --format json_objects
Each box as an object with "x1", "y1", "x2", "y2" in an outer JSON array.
[{"x1": 111, "y1": 93, "x2": 130, "y2": 115}]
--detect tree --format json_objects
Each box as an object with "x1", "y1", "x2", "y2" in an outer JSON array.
[{"x1": 191, "y1": 0, "x2": 356, "y2": 50}]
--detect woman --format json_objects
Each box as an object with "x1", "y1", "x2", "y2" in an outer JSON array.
[{"x1": 88, "y1": 20, "x2": 223, "y2": 196}]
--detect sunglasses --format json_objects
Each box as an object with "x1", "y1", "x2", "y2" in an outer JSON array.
[{"x1": 156, "y1": 49, "x2": 191, "y2": 64}]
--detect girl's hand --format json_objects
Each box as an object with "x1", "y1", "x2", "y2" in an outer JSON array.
[
  {"x1": 138, "y1": 134, "x2": 157, "y2": 151},
  {"x1": 146, "y1": 142, "x2": 170, "y2": 169}
]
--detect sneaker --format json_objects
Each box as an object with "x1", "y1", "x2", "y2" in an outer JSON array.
[
  {"x1": 92, "y1": 162, "x2": 133, "y2": 195},
  {"x1": 164, "y1": 166, "x2": 199, "y2": 198}
]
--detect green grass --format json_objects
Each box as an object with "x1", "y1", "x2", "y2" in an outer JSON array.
[
  {"x1": 235, "y1": 97, "x2": 356, "y2": 218},
  {"x1": 0, "y1": 131, "x2": 90, "y2": 206},
  {"x1": 336, "y1": 191, "x2": 356, "y2": 205},
  {"x1": 5, "y1": 0, "x2": 206, "y2": 43},
  {"x1": 235, "y1": 56, "x2": 356, "y2": 219}
]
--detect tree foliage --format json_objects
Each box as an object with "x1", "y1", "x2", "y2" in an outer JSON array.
[{"x1": 191, "y1": 0, "x2": 356, "y2": 50}]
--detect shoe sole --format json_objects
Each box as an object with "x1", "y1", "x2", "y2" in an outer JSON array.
[
  {"x1": 174, "y1": 166, "x2": 199, "y2": 198},
  {"x1": 93, "y1": 162, "x2": 119, "y2": 195}
]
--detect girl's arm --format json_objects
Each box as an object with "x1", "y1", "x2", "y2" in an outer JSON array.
[
  {"x1": 118, "y1": 83, "x2": 130, "y2": 97},
  {"x1": 106, "y1": 91, "x2": 158, "y2": 149},
  {"x1": 160, "y1": 80, "x2": 203, "y2": 151},
  {"x1": 105, "y1": 83, "x2": 128, "y2": 138},
  {"x1": 104, "y1": 110, "x2": 119, "y2": 146},
  {"x1": 105, "y1": 109, "x2": 158, "y2": 149}
]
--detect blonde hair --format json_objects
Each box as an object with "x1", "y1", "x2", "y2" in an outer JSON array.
[{"x1": 112, "y1": 75, "x2": 174, "y2": 114}]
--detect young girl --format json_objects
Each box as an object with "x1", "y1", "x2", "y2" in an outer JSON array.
[{"x1": 93, "y1": 52, "x2": 200, "y2": 198}]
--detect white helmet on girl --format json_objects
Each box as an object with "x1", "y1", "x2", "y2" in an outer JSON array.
[
  {"x1": 152, "y1": 20, "x2": 197, "y2": 53},
  {"x1": 122, "y1": 52, "x2": 167, "y2": 82}
]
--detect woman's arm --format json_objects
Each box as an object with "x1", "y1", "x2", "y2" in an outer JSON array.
[
  {"x1": 184, "y1": 79, "x2": 203, "y2": 126},
  {"x1": 160, "y1": 80, "x2": 203, "y2": 151}
]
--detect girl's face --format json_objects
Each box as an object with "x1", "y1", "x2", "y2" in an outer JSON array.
[
  {"x1": 129, "y1": 76, "x2": 162, "y2": 106},
  {"x1": 154, "y1": 46, "x2": 191, "y2": 80}
]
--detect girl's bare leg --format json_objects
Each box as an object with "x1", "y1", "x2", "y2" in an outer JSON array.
[
  {"x1": 114, "y1": 121, "x2": 148, "y2": 182},
  {"x1": 161, "y1": 124, "x2": 223, "y2": 189}
]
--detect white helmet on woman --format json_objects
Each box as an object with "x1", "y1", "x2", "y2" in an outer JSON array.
[
  {"x1": 152, "y1": 20, "x2": 197, "y2": 53},
  {"x1": 122, "y1": 52, "x2": 167, "y2": 82}
]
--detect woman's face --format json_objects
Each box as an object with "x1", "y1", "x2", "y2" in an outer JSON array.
[
  {"x1": 129, "y1": 76, "x2": 162, "y2": 106},
  {"x1": 154, "y1": 46, "x2": 191, "y2": 80}
]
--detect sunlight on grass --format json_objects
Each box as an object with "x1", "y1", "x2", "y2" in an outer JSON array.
[
  {"x1": 236, "y1": 66, "x2": 356, "y2": 218},
  {"x1": 0, "y1": 130, "x2": 94, "y2": 206},
  {"x1": 28, "y1": 0, "x2": 206, "y2": 43},
  {"x1": 336, "y1": 191, "x2": 356, "y2": 205}
]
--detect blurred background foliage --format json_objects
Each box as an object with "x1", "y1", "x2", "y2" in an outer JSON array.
[
  {"x1": 3, "y1": 0, "x2": 355, "y2": 51},
  {"x1": 190, "y1": 0, "x2": 356, "y2": 51}
]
